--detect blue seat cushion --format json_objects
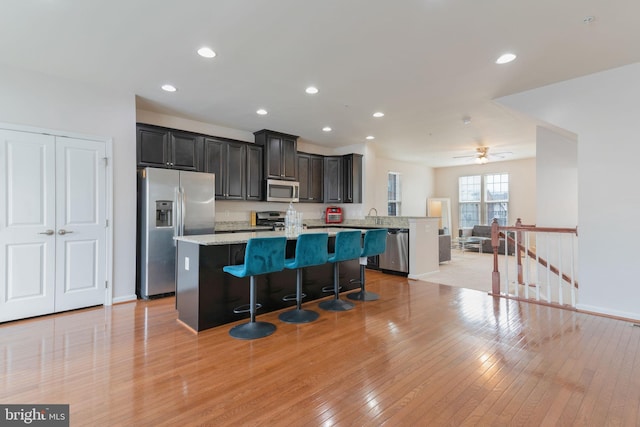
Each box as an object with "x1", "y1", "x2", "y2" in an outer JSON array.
[
  {"x1": 328, "y1": 230, "x2": 362, "y2": 263},
  {"x1": 361, "y1": 229, "x2": 387, "y2": 257},
  {"x1": 284, "y1": 232, "x2": 329, "y2": 270},
  {"x1": 222, "y1": 236, "x2": 286, "y2": 278}
]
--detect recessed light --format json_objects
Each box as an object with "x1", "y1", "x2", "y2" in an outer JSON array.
[
  {"x1": 197, "y1": 47, "x2": 216, "y2": 58},
  {"x1": 161, "y1": 84, "x2": 177, "y2": 92},
  {"x1": 256, "y1": 109, "x2": 268, "y2": 115},
  {"x1": 366, "y1": 136, "x2": 375, "y2": 140},
  {"x1": 322, "y1": 126, "x2": 332, "y2": 132},
  {"x1": 496, "y1": 53, "x2": 517, "y2": 64},
  {"x1": 305, "y1": 86, "x2": 319, "y2": 94},
  {"x1": 373, "y1": 112, "x2": 384, "y2": 118}
]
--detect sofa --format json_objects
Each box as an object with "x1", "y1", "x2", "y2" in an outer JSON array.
[{"x1": 462, "y1": 225, "x2": 515, "y2": 255}]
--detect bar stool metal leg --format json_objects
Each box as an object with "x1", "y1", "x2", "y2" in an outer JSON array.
[
  {"x1": 279, "y1": 269, "x2": 320, "y2": 323},
  {"x1": 229, "y1": 276, "x2": 277, "y2": 339},
  {"x1": 347, "y1": 260, "x2": 379, "y2": 301},
  {"x1": 319, "y1": 263, "x2": 355, "y2": 311}
]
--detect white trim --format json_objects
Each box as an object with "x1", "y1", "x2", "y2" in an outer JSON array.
[
  {"x1": 113, "y1": 295, "x2": 138, "y2": 304},
  {"x1": 0, "y1": 121, "x2": 115, "y2": 307},
  {"x1": 105, "y1": 137, "x2": 114, "y2": 306},
  {"x1": 576, "y1": 304, "x2": 640, "y2": 322}
]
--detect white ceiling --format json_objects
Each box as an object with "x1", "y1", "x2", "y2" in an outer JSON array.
[{"x1": 2, "y1": 0, "x2": 639, "y2": 167}]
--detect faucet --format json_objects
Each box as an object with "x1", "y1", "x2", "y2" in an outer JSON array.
[{"x1": 368, "y1": 208, "x2": 381, "y2": 225}]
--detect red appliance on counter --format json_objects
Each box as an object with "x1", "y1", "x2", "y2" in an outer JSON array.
[{"x1": 325, "y1": 206, "x2": 343, "y2": 224}]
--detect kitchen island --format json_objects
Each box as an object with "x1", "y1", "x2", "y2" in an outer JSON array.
[{"x1": 175, "y1": 228, "x2": 363, "y2": 332}]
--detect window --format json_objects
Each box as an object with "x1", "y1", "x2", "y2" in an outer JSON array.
[
  {"x1": 387, "y1": 172, "x2": 401, "y2": 216},
  {"x1": 458, "y1": 173, "x2": 509, "y2": 228},
  {"x1": 485, "y1": 173, "x2": 509, "y2": 226},
  {"x1": 458, "y1": 175, "x2": 481, "y2": 228}
]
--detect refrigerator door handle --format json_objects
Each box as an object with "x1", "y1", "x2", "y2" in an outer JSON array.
[
  {"x1": 179, "y1": 187, "x2": 185, "y2": 237},
  {"x1": 174, "y1": 187, "x2": 182, "y2": 245}
]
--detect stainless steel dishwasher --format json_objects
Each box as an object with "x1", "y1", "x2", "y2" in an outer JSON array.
[{"x1": 379, "y1": 228, "x2": 409, "y2": 274}]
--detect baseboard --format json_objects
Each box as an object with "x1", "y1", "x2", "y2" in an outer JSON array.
[
  {"x1": 408, "y1": 270, "x2": 439, "y2": 281},
  {"x1": 113, "y1": 294, "x2": 138, "y2": 304},
  {"x1": 576, "y1": 303, "x2": 640, "y2": 323}
]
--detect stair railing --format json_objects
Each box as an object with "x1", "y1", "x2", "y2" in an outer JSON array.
[{"x1": 491, "y1": 218, "x2": 579, "y2": 309}]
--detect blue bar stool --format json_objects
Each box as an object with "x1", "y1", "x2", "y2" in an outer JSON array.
[
  {"x1": 279, "y1": 232, "x2": 329, "y2": 324},
  {"x1": 319, "y1": 230, "x2": 362, "y2": 312},
  {"x1": 223, "y1": 236, "x2": 286, "y2": 340},
  {"x1": 347, "y1": 229, "x2": 388, "y2": 301}
]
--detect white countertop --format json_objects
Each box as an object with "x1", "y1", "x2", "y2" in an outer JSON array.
[{"x1": 175, "y1": 227, "x2": 366, "y2": 246}]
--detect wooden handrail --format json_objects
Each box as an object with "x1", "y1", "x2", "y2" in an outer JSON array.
[{"x1": 491, "y1": 218, "x2": 578, "y2": 295}]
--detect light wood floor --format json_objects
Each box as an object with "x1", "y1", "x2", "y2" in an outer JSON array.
[{"x1": 2, "y1": 271, "x2": 640, "y2": 426}]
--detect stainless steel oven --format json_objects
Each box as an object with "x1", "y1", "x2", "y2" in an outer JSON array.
[{"x1": 266, "y1": 179, "x2": 299, "y2": 202}]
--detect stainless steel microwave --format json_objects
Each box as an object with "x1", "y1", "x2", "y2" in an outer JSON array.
[{"x1": 266, "y1": 179, "x2": 299, "y2": 202}]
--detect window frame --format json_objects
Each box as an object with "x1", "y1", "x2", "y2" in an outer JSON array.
[
  {"x1": 458, "y1": 173, "x2": 509, "y2": 228},
  {"x1": 387, "y1": 171, "x2": 401, "y2": 217}
]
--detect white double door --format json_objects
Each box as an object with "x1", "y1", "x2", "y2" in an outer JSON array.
[{"x1": 0, "y1": 129, "x2": 107, "y2": 322}]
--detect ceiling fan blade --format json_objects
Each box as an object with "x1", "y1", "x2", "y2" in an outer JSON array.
[
  {"x1": 489, "y1": 151, "x2": 512, "y2": 159},
  {"x1": 453, "y1": 154, "x2": 478, "y2": 159}
]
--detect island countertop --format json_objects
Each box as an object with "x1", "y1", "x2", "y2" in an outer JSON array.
[{"x1": 175, "y1": 227, "x2": 365, "y2": 246}]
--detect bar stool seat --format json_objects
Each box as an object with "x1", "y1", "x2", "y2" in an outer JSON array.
[
  {"x1": 279, "y1": 232, "x2": 328, "y2": 324},
  {"x1": 319, "y1": 230, "x2": 362, "y2": 312},
  {"x1": 348, "y1": 228, "x2": 387, "y2": 301},
  {"x1": 223, "y1": 236, "x2": 286, "y2": 340}
]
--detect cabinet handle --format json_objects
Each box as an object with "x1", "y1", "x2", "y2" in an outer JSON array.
[
  {"x1": 38, "y1": 229, "x2": 55, "y2": 235},
  {"x1": 58, "y1": 229, "x2": 73, "y2": 235}
]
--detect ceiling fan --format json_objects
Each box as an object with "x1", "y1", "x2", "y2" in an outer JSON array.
[{"x1": 454, "y1": 147, "x2": 511, "y2": 164}]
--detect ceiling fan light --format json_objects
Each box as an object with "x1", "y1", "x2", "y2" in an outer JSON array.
[{"x1": 478, "y1": 156, "x2": 488, "y2": 164}]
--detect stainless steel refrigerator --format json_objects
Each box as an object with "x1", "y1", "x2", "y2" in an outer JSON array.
[{"x1": 137, "y1": 167, "x2": 215, "y2": 299}]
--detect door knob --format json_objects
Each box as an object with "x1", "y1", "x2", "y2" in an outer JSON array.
[
  {"x1": 58, "y1": 229, "x2": 73, "y2": 235},
  {"x1": 38, "y1": 229, "x2": 55, "y2": 235}
]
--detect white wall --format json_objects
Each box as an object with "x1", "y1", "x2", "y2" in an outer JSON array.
[
  {"x1": 0, "y1": 64, "x2": 137, "y2": 302},
  {"x1": 498, "y1": 62, "x2": 640, "y2": 320},
  {"x1": 372, "y1": 157, "x2": 435, "y2": 217},
  {"x1": 433, "y1": 158, "x2": 536, "y2": 237},
  {"x1": 536, "y1": 126, "x2": 578, "y2": 228}
]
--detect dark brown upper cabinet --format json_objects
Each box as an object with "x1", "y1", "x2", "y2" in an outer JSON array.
[
  {"x1": 323, "y1": 156, "x2": 343, "y2": 203},
  {"x1": 342, "y1": 153, "x2": 363, "y2": 204},
  {"x1": 246, "y1": 144, "x2": 264, "y2": 201},
  {"x1": 203, "y1": 137, "x2": 246, "y2": 200},
  {"x1": 137, "y1": 124, "x2": 201, "y2": 171},
  {"x1": 297, "y1": 152, "x2": 324, "y2": 203},
  {"x1": 254, "y1": 129, "x2": 298, "y2": 181}
]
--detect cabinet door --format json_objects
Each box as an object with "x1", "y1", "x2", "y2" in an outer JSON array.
[
  {"x1": 282, "y1": 137, "x2": 297, "y2": 180},
  {"x1": 343, "y1": 153, "x2": 362, "y2": 203},
  {"x1": 226, "y1": 141, "x2": 246, "y2": 200},
  {"x1": 298, "y1": 153, "x2": 323, "y2": 203},
  {"x1": 254, "y1": 130, "x2": 298, "y2": 180},
  {"x1": 203, "y1": 138, "x2": 225, "y2": 198},
  {"x1": 137, "y1": 125, "x2": 169, "y2": 167},
  {"x1": 309, "y1": 155, "x2": 324, "y2": 202},
  {"x1": 297, "y1": 154, "x2": 310, "y2": 201},
  {"x1": 246, "y1": 145, "x2": 263, "y2": 201},
  {"x1": 170, "y1": 131, "x2": 200, "y2": 171},
  {"x1": 324, "y1": 156, "x2": 343, "y2": 203},
  {"x1": 266, "y1": 135, "x2": 283, "y2": 179}
]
